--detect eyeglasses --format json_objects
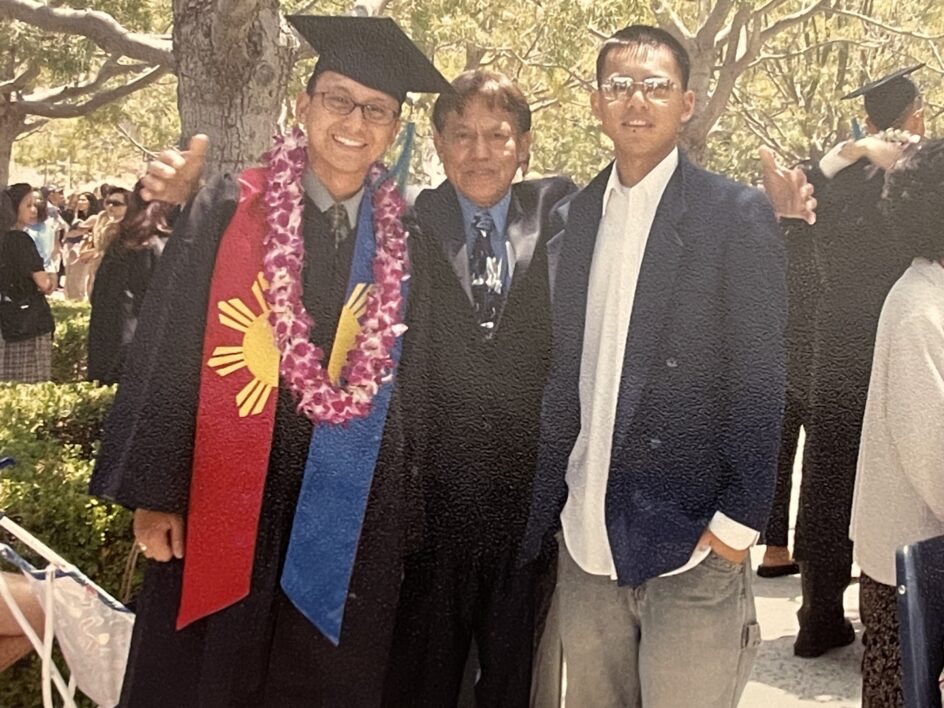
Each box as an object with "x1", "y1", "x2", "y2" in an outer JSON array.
[
  {"x1": 105, "y1": 200, "x2": 127, "y2": 207},
  {"x1": 600, "y1": 76, "x2": 678, "y2": 102},
  {"x1": 311, "y1": 91, "x2": 400, "y2": 126}
]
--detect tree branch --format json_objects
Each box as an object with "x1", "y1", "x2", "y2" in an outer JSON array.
[
  {"x1": 0, "y1": 0, "x2": 174, "y2": 68},
  {"x1": 748, "y1": 38, "x2": 879, "y2": 67},
  {"x1": 18, "y1": 65, "x2": 168, "y2": 119},
  {"x1": 651, "y1": 0, "x2": 692, "y2": 42},
  {"x1": 697, "y1": 0, "x2": 735, "y2": 47},
  {"x1": 828, "y1": 7, "x2": 944, "y2": 41},
  {"x1": 0, "y1": 62, "x2": 40, "y2": 94},
  {"x1": 22, "y1": 57, "x2": 140, "y2": 104},
  {"x1": 12, "y1": 118, "x2": 47, "y2": 142},
  {"x1": 352, "y1": 0, "x2": 390, "y2": 16},
  {"x1": 761, "y1": 0, "x2": 831, "y2": 44},
  {"x1": 115, "y1": 122, "x2": 158, "y2": 158}
]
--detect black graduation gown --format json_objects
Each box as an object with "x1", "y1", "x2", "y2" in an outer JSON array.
[
  {"x1": 87, "y1": 238, "x2": 166, "y2": 385},
  {"x1": 794, "y1": 159, "x2": 912, "y2": 564},
  {"x1": 89, "y1": 175, "x2": 428, "y2": 707}
]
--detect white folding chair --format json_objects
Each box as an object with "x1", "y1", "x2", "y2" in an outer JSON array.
[{"x1": 0, "y1": 512, "x2": 134, "y2": 708}]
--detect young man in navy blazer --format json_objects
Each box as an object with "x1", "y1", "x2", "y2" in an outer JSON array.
[{"x1": 521, "y1": 25, "x2": 786, "y2": 706}]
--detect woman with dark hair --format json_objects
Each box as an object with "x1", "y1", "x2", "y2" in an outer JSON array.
[
  {"x1": 850, "y1": 137, "x2": 944, "y2": 707},
  {"x1": 82, "y1": 186, "x2": 129, "y2": 295},
  {"x1": 88, "y1": 182, "x2": 169, "y2": 384},
  {"x1": 25, "y1": 188, "x2": 64, "y2": 279},
  {"x1": 63, "y1": 191, "x2": 101, "y2": 300},
  {"x1": 0, "y1": 184, "x2": 55, "y2": 382}
]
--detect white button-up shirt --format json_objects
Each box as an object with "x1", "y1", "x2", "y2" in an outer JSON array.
[{"x1": 560, "y1": 148, "x2": 757, "y2": 579}]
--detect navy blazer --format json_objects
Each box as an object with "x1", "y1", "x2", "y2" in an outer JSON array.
[{"x1": 521, "y1": 153, "x2": 787, "y2": 587}]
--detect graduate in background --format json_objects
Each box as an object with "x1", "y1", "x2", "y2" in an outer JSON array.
[
  {"x1": 89, "y1": 16, "x2": 449, "y2": 706},
  {"x1": 793, "y1": 65, "x2": 926, "y2": 658}
]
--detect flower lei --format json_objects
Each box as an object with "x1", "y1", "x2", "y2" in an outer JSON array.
[{"x1": 261, "y1": 127, "x2": 409, "y2": 425}]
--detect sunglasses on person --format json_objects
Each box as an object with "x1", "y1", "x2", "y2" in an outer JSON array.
[
  {"x1": 599, "y1": 76, "x2": 678, "y2": 102},
  {"x1": 105, "y1": 199, "x2": 127, "y2": 207}
]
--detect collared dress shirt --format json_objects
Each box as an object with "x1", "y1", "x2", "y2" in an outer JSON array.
[
  {"x1": 560, "y1": 148, "x2": 758, "y2": 580},
  {"x1": 302, "y1": 167, "x2": 364, "y2": 232}
]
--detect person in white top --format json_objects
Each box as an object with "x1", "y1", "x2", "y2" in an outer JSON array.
[
  {"x1": 850, "y1": 137, "x2": 944, "y2": 708},
  {"x1": 520, "y1": 25, "x2": 786, "y2": 707}
]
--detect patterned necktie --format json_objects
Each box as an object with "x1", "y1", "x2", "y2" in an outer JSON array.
[
  {"x1": 326, "y1": 203, "x2": 351, "y2": 249},
  {"x1": 470, "y1": 210, "x2": 503, "y2": 337}
]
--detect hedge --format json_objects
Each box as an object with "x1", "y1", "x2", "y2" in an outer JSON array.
[
  {"x1": 0, "y1": 382, "x2": 135, "y2": 707},
  {"x1": 50, "y1": 300, "x2": 90, "y2": 384}
]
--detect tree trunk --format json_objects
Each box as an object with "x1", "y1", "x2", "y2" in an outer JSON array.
[
  {"x1": 0, "y1": 103, "x2": 26, "y2": 185},
  {"x1": 172, "y1": 0, "x2": 297, "y2": 176}
]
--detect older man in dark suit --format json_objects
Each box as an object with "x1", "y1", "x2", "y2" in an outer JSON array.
[
  {"x1": 382, "y1": 70, "x2": 576, "y2": 708},
  {"x1": 522, "y1": 25, "x2": 786, "y2": 707}
]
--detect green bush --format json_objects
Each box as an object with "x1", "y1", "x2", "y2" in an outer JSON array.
[
  {"x1": 0, "y1": 382, "x2": 136, "y2": 707},
  {"x1": 50, "y1": 300, "x2": 90, "y2": 384}
]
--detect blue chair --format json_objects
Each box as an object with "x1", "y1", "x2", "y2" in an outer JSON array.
[{"x1": 896, "y1": 533, "x2": 944, "y2": 708}]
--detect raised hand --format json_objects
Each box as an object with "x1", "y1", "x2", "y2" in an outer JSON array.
[
  {"x1": 759, "y1": 146, "x2": 817, "y2": 226},
  {"x1": 141, "y1": 134, "x2": 210, "y2": 204}
]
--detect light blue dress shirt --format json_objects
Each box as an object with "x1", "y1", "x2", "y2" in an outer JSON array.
[{"x1": 457, "y1": 190, "x2": 513, "y2": 293}]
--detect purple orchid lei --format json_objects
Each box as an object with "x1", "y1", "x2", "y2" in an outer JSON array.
[{"x1": 261, "y1": 127, "x2": 409, "y2": 425}]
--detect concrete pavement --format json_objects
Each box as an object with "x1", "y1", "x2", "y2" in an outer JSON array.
[
  {"x1": 741, "y1": 551, "x2": 862, "y2": 707},
  {"x1": 741, "y1": 429, "x2": 863, "y2": 707}
]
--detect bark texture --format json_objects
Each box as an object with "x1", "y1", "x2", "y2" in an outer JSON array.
[{"x1": 173, "y1": 0, "x2": 297, "y2": 175}]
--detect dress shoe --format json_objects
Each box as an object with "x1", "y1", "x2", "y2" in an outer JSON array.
[
  {"x1": 757, "y1": 562, "x2": 800, "y2": 578},
  {"x1": 794, "y1": 618, "x2": 856, "y2": 658}
]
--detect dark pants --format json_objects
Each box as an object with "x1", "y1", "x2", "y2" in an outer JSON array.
[
  {"x1": 764, "y1": 390, "x2": 808, "y2": 547},
  {"x1": 383, "y1": 539, "x2": 553, "y2": 708},
  {"x1": 797, "y1": 556, "x2": 853, "y2": 639},
  {"x1": 860, "y1": 574, "x2": 904, "y2": 708}
]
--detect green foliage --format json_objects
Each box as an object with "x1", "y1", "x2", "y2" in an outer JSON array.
[
  {"x1": 50, "y1": 300, "x2": 90, "y2": 384},
  {"x1": 0, "y1": 382, "x2": 129, "y2": 591},
  {"x1": 0, "y1": 382, "x2": 133, "y2": 707}
]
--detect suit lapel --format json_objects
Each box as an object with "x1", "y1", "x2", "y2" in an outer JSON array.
[
  {"x1": 614, "y1": 157, "x2": 688, "y2": 428},
  {"x1": 424, "y1": 182, "x2": 473, "y2": 302},
  {"x1": 505, "y1": 187, "x2": 533, "y2": 292}
]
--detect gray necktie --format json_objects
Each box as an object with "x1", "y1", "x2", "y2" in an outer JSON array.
[{"x1": 326, "y1": 203, "x2": 351, "y2": 249}]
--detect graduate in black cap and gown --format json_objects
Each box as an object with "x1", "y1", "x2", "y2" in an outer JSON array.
[
  {"x1": 89, "y1": 16, "x2": 450, "y2": 706},
  {"x1": 792, "y1": 65, "x2": 926, "y2": 658}
]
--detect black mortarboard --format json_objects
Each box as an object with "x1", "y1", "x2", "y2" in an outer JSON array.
[
  {"x1": 842, "y1": 64, "x2": 924, "y2": 130},
  {"x1": 287, "y1": 15, "x2": 451, "y2": 104}
]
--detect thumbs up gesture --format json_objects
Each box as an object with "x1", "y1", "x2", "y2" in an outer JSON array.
[{"x1": 141, "y1": 134, "x2": 210, "y2": 204}]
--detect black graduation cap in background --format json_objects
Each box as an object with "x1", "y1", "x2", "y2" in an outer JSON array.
[
  {"x1": 842, "y1": 64, "x2": 925, "y2": 130},
  {"x1": 287, "y1": 15, "x2": 452, "y2": 104}
]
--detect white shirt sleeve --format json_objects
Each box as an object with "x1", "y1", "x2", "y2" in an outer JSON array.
[
  {"x1": 708, "y1": 511, "x2": 760, "y2": 551},
  {"x1": 819, "y1": 141, "x2": 856, "y2": 179}
]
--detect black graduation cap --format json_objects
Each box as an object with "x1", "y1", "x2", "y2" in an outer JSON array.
[
  {"x1": 287, "y1": 15, "x2": 451, "y2": 104},
  {"x1": 842, "y1": 64, "x2": 925, "y2": 130}
]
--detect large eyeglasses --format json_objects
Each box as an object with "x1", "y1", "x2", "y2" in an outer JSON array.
[
  {"x1": 312, "y1": 91, "x2": 400, "y2": 126},
  {"x1": 600, "y1": 76, "x2": 677, "y2": 102}
]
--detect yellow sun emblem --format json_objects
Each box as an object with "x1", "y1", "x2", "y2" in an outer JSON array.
[
  {"x1": 206, "y1": 273, "x2": 279, "y2": 418},
  {"x1": 327, "y1": 282, "x2": 370, "y2": 384}
]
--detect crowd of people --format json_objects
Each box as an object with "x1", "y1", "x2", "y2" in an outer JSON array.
[
  {"x1": 0, "y1": 180, "x2": 169, "y2": 385},
  {"x1": 0, "y1": 13, "x2": 941, "y2": 708}
]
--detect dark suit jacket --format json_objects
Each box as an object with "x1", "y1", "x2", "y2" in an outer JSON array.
[
  {"x1": 409, "y1": 176, "x2": 576, "y2": 548},
  {"x1": 521, "y1": 153, "x2": 787, "y2": 586}
]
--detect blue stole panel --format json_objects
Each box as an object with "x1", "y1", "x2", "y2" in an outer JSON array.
[{"x1": 280, "y1": 187, "x2": 409, "y2": 645}]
